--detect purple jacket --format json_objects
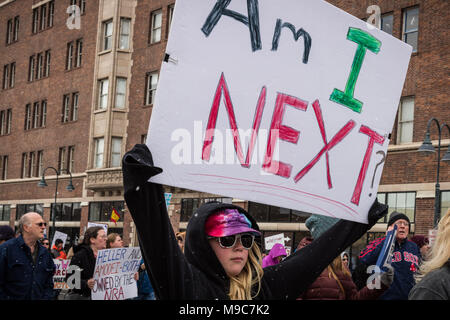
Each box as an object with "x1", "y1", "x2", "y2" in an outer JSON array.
[{"x1": 262, "y1": 243, "x2": 287, "y2": 268}]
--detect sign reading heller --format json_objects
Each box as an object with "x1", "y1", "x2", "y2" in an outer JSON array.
[
  {"x1": 147, "y1": 0, "x2": 412, "y2": 223},
  {"x1": 91, "y1": 247, "x2": 142, "y2": 300}
]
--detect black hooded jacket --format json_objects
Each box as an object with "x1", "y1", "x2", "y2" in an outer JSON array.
[
  {"x1": 67, "y1": 244, "x2": 96, "y2": 297},
  {"x1": 122, "y1": 144, "x2": 388, "y2": 300}
]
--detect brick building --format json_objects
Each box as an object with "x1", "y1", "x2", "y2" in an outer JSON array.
[{"x1": 0, "y1": 0, "x2": 449, "y2": 263}]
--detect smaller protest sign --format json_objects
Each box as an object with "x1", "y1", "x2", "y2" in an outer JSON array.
[
  {"x1": 91, "y1": 247, "x2": 142, "y2": 300},
  {"x1": 376, "y1": 225, "x2": 397, "y2": 272},
  {"x1": 53, "y1": 259, "x2": 71, "y2": 290},
  {"x1": 51, "y1": 231, "x2": 68, "y2": 249},
  {"x1": 87, "y1": 222, "x2": 108, "y2": 234},
  {"x1": 264, "y1": 233, "x2": 286, "y2": 251}
]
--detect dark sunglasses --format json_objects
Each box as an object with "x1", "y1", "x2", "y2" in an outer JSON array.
[
  {"x1": 42, "y1": 242, "x2": 49, "y2": 245},
  {"x1": 35, "y1": 222, "x2": 47, "y2": 227},
  {"x1": 210, "y1": 233, "x2": 255, "y2": 250}
]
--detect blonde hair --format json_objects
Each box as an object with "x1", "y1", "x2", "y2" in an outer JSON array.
[
  {"x1": 228, "y1": 244, "x2": 264, "y2": 300},
  {"x1": 417, "y1": 209, "x2": 450, "y2": 280},
  {"x1": 106, "y1": 233, "x2": 120, "y2": 248}
]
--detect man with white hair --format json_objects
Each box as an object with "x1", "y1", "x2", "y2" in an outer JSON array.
[{"x1": 0, "y1": 212, "x2": 55, "y2": 300}]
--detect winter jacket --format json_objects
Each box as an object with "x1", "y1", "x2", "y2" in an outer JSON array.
[
  {"x1": 51, "y1": 245, "x2": 67, "y2": 260},
  {"x1": 409, "y1": 260, "x2": 450, "y2": 300},
  {"x1": 136, "y1": 258, "x2": 154, "y2": 296},
  {"x1": 298, "y1": 267, "x2": 387, "y2": 300},
  {"x1": 66, "y1": 244, "x2": 96, "y2": 297},
  {"x1": 0, "y1": 235, "x2": 55, "y2": 300},
  {"x1": 262, "y1": 243, "x2": 287, "y2": 268},
  {"x1": 358, "y1": 236, "x2": 420, "y2": 300},
  {"x1": 122, "y1": 144, "x2": 388, "y2": 300}
]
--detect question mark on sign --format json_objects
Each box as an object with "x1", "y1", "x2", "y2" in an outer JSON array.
[{"x1": 369, "y1": 150, "x2": 386, "y2": 196}]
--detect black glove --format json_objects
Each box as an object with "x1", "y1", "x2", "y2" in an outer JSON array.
[
  {"x1": 122, "y1": 144, "x2": 163, "y2": 194},
  {"x1": 367, "y1": 198, "x2": 388, "y2": 226}
]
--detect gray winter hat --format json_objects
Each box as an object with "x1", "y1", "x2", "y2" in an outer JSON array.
[{"x1": 305, "y1": 214, "x2": 339, "y2": 239}]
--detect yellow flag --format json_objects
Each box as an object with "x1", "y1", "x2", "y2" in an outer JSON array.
[{"x1": 110, "y1": 208, "x2": 120, "y2": 225}]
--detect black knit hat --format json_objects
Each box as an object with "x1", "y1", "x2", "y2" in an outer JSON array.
[{"x1": 387, "y1": 211, "x2": 410, "y2": 227}]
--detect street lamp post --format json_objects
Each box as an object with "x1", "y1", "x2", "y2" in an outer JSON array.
[
  {"x1": 418, "y1": 117, "x2": 450, "y2": 228},
  {"x1": 38, "y1": 167, "x2": 75, "y2": 241}
]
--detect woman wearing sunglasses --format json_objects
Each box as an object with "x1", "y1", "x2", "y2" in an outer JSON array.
[{"x1": 122, "y1": 144, "x2": 388, "y2": 300}]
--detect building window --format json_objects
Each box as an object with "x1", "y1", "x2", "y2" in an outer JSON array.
[
  {"x1": 115, "y1": 78, "x2": 127, "y2": 109},
  {"x1": 89, "y1": 201, "x2": 124, "y2": 222},
  {"x1": 62, "y1": 92, "x2": 79, "y2": 122},
  {"x1": 58, "y1": 147, "x2": 66, "y2": 172},
  {"x1": 0, "y1": 109, "x2": 12, "y2": 135},
  {"x1": 36, "y1": 53, "x2": 43, "y2": 79},
  {"x1": 75, "y1": 39, "x2": 83, "y2": 67},
  {"x1": 37, "y1": 150, "x2": 44, "y2": 177},
  {"x1": 0, "y1": 205, "x2": 11, "y2": 221},
  {"x1": 377, "y1": 192, "x2": 416, "y2": 223},
  {"x1": 150, "y1": 10, "x2": 162, "y2": 44},
  {"x1": 166, "y1": 4, "x2": 174, "y2": 39},
  {"x1": 6, "y1": 16, "x2": 19, "y2": 44},
  {"x1": 145, "y1": 72, "x2": 158, "y2": 105},
  {"x1": 44, "y1": 50, "x2": 51, "y2": 77},
  {"x1": 403, "y1": 7, "x2": 419, "y2": 53},
  {"x1": 71, "y1": 0, "x2": 86, "y2": 15},
  {"x1": 141, "y1": 134, "x2": 147, "y2": 144},
  {"x1": 0, "y1": 156, "x2": 8, "y2": 180},
  {"x1": 66, "y1": 42, "x2": 74, "y2": 70},
  {"x1": 247, "y1": 202, "x2": 311, "y2": 223},
  {"x1": 28, "y1": 56, "x2": 35, "y2": 82},
  {"x1": 397, "y1": 96, "x2": 414, "y2": 144},
  {"x1": 25, "y1": 104, "x2": 31, "y2": 130},
  {"x1": 51, "y1": 202, "x2": 81, "y2": 222},
  {"x1": 3, "y1": 62, "x2": 15, "y2": 89},
  {"x1": 98, "y1": 79, "x2": 109, "y2": 110},
  {"x1": 111, "y1": 137, "x2": 122, "y2": 167},
  {"x1": 68, "y1": 146, "x2": 75, "y2": 173},
  {"x1": 29, "y1": 151, "x2": 36, "y2": 177},
  {"x1": 32, "y1": 1, "x2": 55, "y2": 32},
  {"x1": 103, "y1": 20, "x2": 113, "y2": 51},
  {"x1": 441, "y1": 191, "x2": 450, "y2": 220},
  {"x1": 119, "y1": 18, "x2": 131, "y2": 50},
  {"x1": 381, "y1": 13, "x2": 393, "y2": 35},
  {"x1": 21, "y1": 153, "x2": 28, "y2": 178},
  {"x1": 94, "y1": 138, "x2": 104, "y2": 168},
  {"x1": 25, "y1": 101, "x2": 46, "y2": 130},
  {"x1": 32, "y1": 8, "x2": 39, "y2": 34},
  {"x1": 16, "y1": 204, "x2": 43, "y2": 219}
]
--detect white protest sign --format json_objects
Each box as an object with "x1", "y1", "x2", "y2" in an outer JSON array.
[
  {"x1": 147, "y1": 0, "x2": 412, "y2": 223},
  {"x1": 264, "y1": 233, "x2": 285, "y2": 250},
  {"x1": 51, "y1": 231, "x2": 68, "y2": 249},
  {"x1": 91, "y1": 247, "x2": 142, "y2": 300},
  {"x1": 53, "y1": 259, "x2": 71, "y2": 289},
  {"x1": 87, "y1": 222, "x2": 108, "y2": 234}
]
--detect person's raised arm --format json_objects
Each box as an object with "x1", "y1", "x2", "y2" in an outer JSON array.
[{"x1": 122, "y1": 144, "x2": 194, "y2": 299}]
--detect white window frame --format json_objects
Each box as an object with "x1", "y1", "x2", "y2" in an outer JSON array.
[
  {"x1": 94, "y1": 138, "x2": 104, "y2": 168},
  {"x1": 150, "y1": 10, "x2": 162, "y2": 44},
  {"x1": 103, "y1": 20, "x2": 113, "y2": 51},
  {"x1": 119, "y1": 18, "x2": 131, "y2": 50},
  {"x1": 145, "y1": 72, "x2": 158, "y2": 105},
  {"x1": 111, "y1": 137, "x2": 122, "y2": 167},
  {"x1": 98, "y1": 78, "x2": 109, "y2": 110},
  {"x1": 115, "y1": 77, "x2": 127, "y2": 109},
  {"x1": 402, "y1": 7, "x2": 419, "y2": 53},
  {"x1": 397, "y1": 96, "x2": 414, "y2": 144}
]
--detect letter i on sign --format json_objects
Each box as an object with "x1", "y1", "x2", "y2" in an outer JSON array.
[{"x1": 330, "y1": 28, "x2": 381, "y2": 113}]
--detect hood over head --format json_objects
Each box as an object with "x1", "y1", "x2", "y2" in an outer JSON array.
[
  {"x1": 268, "y1": 243, "x2": 287, "y2": 259},
  {"x1": 185, "y1": 202, "x2": 261, "y2": 284}
]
